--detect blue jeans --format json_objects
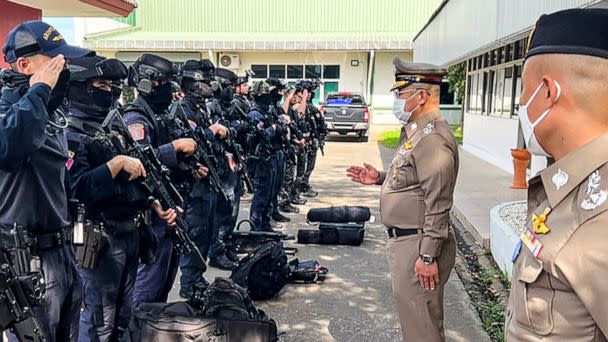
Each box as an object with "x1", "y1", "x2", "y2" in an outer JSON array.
[
  {"x1": 210, "y1": 170, "x2": 241, "y2": 258},
  {"x1": 269, "y1": 151, "x2": 285, "y2": 216},
  {"x1": 78, "y1": 230, "x2": 139, "y2": 342},
  {"x1": 9, "y1": 244, "x2": 82, "y2": 342},
  {"x1": 133, "y1": 215, "x2": 179, "y2": 307},
  {"x1": 249, "y1": 158, "x2": 276, "y2": 230},
  {"x1": 179, "y1": 190, "x2": 216, "y2": 293}
]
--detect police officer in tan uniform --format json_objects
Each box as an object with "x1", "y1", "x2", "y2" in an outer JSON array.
[
  {"x1": 347, "y1": 58, "x2": 458, "y2": 341},
  {"x1": 506, "y1": 8, "x2": 608, "y2": 341}
]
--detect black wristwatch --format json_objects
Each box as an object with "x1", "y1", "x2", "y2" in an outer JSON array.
[{"x1": 421, "y1": 254, "x2": 435, "y2": 265}]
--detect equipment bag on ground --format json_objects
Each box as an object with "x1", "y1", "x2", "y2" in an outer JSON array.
[
  {"x1": 297, "y1": 222, "x2": 365, "y2": 246},
  {"x1": 306, "y1": 206, "x2": 371, "y2": 223},
  {"x1": 288, "y1": 259, "x2": 329, "y2": 284},
  {"x1": 231, "y1": 241, "x2": 289, "y2": 300},
  {"x1": 226, "y1": 219, "x2": 295, "y2": 255},
  {"x1": 130, "y1": 302, "x2": 278, "y2": 342}
]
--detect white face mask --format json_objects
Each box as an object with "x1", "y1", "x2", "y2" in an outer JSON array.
[
  {"x1": 517, "y1": 80, "x2": 561, "y2": 157},
  {"x1": 392, "y1": 90, "x2": 421, "y2": 124}
]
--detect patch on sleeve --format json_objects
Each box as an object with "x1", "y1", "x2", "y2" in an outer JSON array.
[
  {"x1": 128, "y1": 123, "x2": 146, "y2": 141},
  {"x1": 66, "y1": 150, "x2": 75, "y2": 170}
]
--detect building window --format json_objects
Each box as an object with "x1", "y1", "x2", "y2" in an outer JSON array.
[
  {"x1": 269, "y1": 65, "x2": 285, "y2": 78},
  {"x1": 251, "y1": 65, "x2": 268, "y2": 79},
  {"x1": 514, "y1": 65, "x2": 522, "y2": 115},
  {"x1": 323, "y1": 81, "x2": 339, "y2": 98},
  {"x1": 440, "y1": 81, "x2": 455, "y2": 105},
  {"x1": 503, "y1": 67, "x2": 514, "y2": 117},
  {"x1": 287, "y1": 65, "x2": 303, "y2": 78},
  {"x1": 305, "y1": 65, "x2": 322, "y2": 78},
  {"x1": 323, "y1": 65, "x2": 340, "y2": 79}
]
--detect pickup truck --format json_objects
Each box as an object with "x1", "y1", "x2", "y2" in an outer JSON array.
[{"x1": 320, "y1": 92, "x2": 370, "y2": 142}]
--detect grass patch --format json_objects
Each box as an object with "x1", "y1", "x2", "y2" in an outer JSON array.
[
  {"x1": 379, "y1": 124, "x2": 463, "y2": 148},
  {"x1": 379, "y1": 129, "x2": 401, "y2": 148},
  {"x1": 451, "y1": 124, "x2": 463, "y2": 145}
]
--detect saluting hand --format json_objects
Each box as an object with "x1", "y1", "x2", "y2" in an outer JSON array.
[
  {"x1": 414, "y1": 258, "x2": 440, "y2": 291},
  {"x1": 346, "y1": 163, "x2": 380, "y2": 185},
  {"x1": 29, "y1": 54, "x2": 65, "y2": 89}
]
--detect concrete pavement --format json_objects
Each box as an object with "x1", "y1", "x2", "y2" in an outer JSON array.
[
  {"x1": 168, "y1": 125, "x2": 490, "y2": 342},
  {"x1": 452, "y1": 148, "x2": 526, "y2": 248}
]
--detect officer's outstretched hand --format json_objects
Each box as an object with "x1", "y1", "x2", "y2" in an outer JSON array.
[
  {"x1": 414, "y1": 258, "x2": 439, "y2": 291},
  {"x1": 172, "y1": 138, "x2": 197, "y2": 156},
  {"x1": 152, "y1": 200, "x2": 181, "y2": 227},
  {"x1": 346, "y1": 163, "x2": 380, "y2": 185},
  {"x1": 29, "y1": 54, "x2": 65, "y2": 88}
]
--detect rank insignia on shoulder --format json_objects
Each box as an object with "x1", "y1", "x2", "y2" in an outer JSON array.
[
  {"x1": 581, "y1": 170, "x2": 608, "y2": 211},
  {"x1": 520, "y1": 229, "x2": 543, "y2": 258},
  {"x1": 423, "y1": 123, "x2": 434, "y2": 134},
  {"x1": 404, "y1": 140, "x2": 413, "y2": 150},
  {"x1": 66, "y1": 151, "x2": 75, "y2": 170},
  {"x1": 532, "y1": 207, "x2": 551, "y2": 234},
  {"x1": 128, "y1": 123, "x2": 145, "y2": 142}
]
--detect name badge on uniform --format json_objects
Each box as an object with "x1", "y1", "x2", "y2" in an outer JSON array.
[{"x1": 520, "y1": 229, "x2": 543, "y2": 258}]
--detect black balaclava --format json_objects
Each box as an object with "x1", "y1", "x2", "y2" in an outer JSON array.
[
  {"x1": 254, "y1": 94, "x2": 273, "y2": 111},
  {"x1": 68, "y1": 80, "x2": 117, "y2": 119},
  {"x1": 183, "y1": 79, "x2": 213, "y2": 105},
  {"x1": 47, "y1": 69, "x2": 71, "y2": 113},
  {"x1": 270, "y1": 89, "x2": 283, "y2": 107},
  {"x1": 219, "y1": 86, "x2": 234, "y2": 107},
  {"x1": 143, "y1": 81, "x2": 173, "y2": 113}
]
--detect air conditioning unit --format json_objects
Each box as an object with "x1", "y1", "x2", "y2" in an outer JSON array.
[{"x1": 219, "y1": 53, "x2": 240, "y2": 69}]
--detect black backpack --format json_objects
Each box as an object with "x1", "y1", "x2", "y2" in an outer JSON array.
[
  {"x1": 130, "y1": 301, "x2": 278, "y2": 342},
  {"x1": 231, "y1": 242, "x2": 289, "y2": 300},
  {"x1": 200, "y1": 277, "x2": 263, "y2": 321}
]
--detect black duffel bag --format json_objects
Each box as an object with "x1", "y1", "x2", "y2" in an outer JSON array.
[
  {"x1": 288, "y1": 259, "x2": 329, "y2": 284},
  {"x1": 130, "y1": 301, "x2": 278, "y2": 342},
  {"x1": 306, "y1": 206, "x2": 371, "y2": 223},
  {"x1": 297, "y1": 222, "x2": 365, "y2": 246}
]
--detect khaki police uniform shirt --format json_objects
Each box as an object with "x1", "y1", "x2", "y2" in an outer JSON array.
[
  {"x1": 506, "y1": 133, "x2": 608, "y2": 341},
  {"x1": 378, "y1": 111, "x2": 459, "y2": 257}
]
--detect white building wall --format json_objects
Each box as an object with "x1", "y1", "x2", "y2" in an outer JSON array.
[
  {"x1": 463, "y1": 112, "x2": 546, "y2": 175},
  {"x1": 228, "y1": 51, "x2": 369, "y2": 97},
  {"x1": 413, "y1": 0, "x2": 602, "y2": 65}
]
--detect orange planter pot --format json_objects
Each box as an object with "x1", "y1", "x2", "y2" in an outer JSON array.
[{"x1": 511, "y1": 148, "x2": 531, "y2": 189}]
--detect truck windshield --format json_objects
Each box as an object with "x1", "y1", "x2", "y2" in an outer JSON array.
[{"x1": 326, "y1": 94, "x2": 365, "y2": 105}]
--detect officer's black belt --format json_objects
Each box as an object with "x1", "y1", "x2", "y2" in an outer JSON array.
[
  {"x1": 387, "y1": 228, "x2": 420, "y2": 238},
  {"x1": 0, "y1": 226, "x2": 71, "y2": 250},
  {"x1": 101, "y1": 217, "x2": 139, "y2": 236}
]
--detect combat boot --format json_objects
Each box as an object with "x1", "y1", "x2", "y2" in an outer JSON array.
[
  {"x1": 280, "y1": 203, "x2": 300, "y2": 213},
  {"x1": 209, "y1": 254, "x2": 238, "y2": 271},
  {"x1": 272, "y1": 212, "x2": 291, "y2": 222}
]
